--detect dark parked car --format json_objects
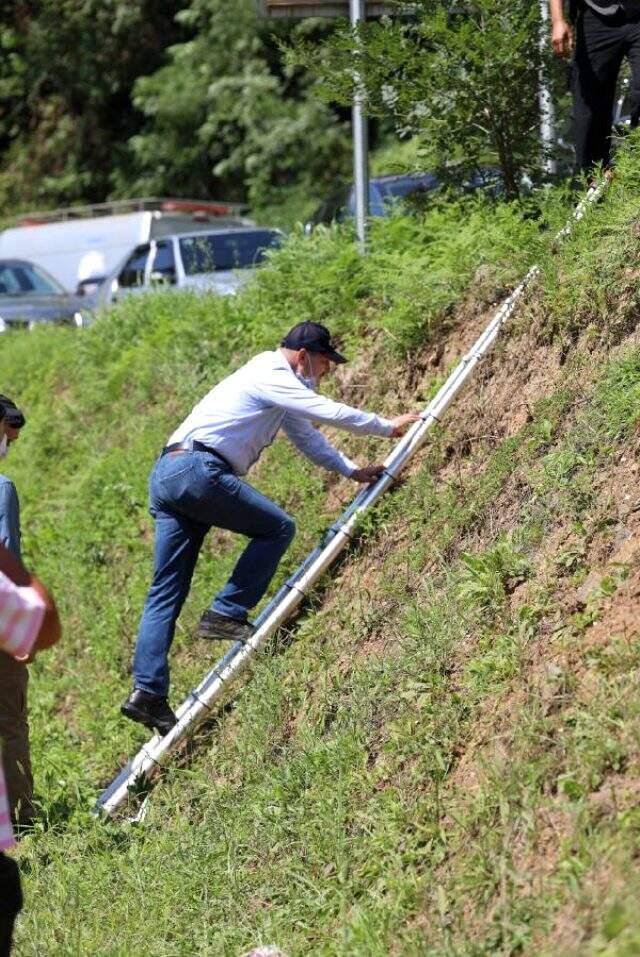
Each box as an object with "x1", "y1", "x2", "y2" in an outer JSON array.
[
  {"x1": 0, "y1": 259, "x2": 91, "y2": 333},
  {"x1": 305, "y1": 168, "x2": 503, "y2": 230}
]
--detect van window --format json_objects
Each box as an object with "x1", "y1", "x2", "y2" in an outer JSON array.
[
  {"x1": 150, "y1": 241, "x2": 176, "y2": 283},
  {"x1": 179, "y1": 230, "x2": 281, "y2": 275},
  {"x1": 119, "y1": 244, "x2": 150, "y2": 288}
]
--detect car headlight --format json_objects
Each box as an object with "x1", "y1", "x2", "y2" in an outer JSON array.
[{"x1": 74, "y1": 309, "x2": 94, "y2": 327}]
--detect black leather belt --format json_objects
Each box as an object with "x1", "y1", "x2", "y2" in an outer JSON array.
[{"x1": 161, "y1": 441, "x2": 234, "y2": 471}]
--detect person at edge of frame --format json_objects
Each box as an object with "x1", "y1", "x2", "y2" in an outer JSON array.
[
  {"x1": 550, "y1": 0, "x2": 640, "y2": 175},
  {"x1": 0, "y1": 543, "x2": 61, "y2": 957},
  {"x1": 0, "y1": 396, "x2": 35, "y2": 833},
  {"x1": 121, "y1": 321, "x2": 420, "y2": 736}
]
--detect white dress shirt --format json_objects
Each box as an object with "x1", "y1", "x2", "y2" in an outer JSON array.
[{"x1": 168, "y1": 349, "x2": 394, "y2": 477}]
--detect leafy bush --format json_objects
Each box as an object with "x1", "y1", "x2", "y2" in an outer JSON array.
[{"x1": 290, "y1": 0, "x2": 550, "y2": 197}]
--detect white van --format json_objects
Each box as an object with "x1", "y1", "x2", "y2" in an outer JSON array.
[
  {"x1": 98, "y1": 225, "x2": 285, "y2": 306},
  {"x1": 0, "y1": 198, "x2": 251, "y2": 294}
]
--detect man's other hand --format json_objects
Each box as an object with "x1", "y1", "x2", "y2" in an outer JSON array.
[
  {"x1": 351, "y1": 464, "x2": 385, "y2": 483},
  {"x1": 389, "y1": 413, "x2": 421, "y2": 437},
  {"x1": 552, "y1": 18, "x2": 572, "y2": 57}
]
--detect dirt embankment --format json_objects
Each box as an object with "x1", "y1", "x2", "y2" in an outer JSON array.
[{"x1": 310, "y1": 272, "x2": 640, "y2": 950}]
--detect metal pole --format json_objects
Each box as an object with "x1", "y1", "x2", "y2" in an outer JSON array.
[
  {"x1": 539, "y1": 0, "x2": 557, "y2": 177},
  {"x1": 351, "y1": 0, "x2": 369, "y2": 252},
  {"x1": 95, "y1": 180, "x2": 606, "y2": 819}
]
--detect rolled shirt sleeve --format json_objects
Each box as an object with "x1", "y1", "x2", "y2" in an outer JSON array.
[{"x1": 282, "y1": 413, "x2": 359, "y2": 476}]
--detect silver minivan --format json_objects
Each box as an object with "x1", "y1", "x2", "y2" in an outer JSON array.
[{"x1": 98, "y1": 225, "x2": 284, "y2": 306}]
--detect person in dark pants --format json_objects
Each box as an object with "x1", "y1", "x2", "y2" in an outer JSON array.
[
  {"x1": 0, "y1": 396, "x2": 35, "y2": 831},
  {"x1": 0, "y1": 543, "x2": 61, "y2": 956},
  {"x1": 551, "y1": 0, "x2": 640, "y2": 174},
  {"x1": 121, "y1": 322, "x2": 419, "y2": 736}
]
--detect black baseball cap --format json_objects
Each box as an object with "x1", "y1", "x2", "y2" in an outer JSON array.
[
  {"x1": 0, "y1": 394, "x2": 25, "y2": 428},
  {"x1": 281, "y1": 321, "x2": 347, "y2": 364}
]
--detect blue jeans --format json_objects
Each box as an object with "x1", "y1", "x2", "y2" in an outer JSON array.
[{"x1": 132, "y1": 449, "x2": 295, "y2": 697}]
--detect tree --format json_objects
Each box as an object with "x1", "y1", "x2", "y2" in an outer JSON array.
[
  {"x1": 0, "y1": 0, "x2": 351, "y2": 219},
  {"x1": 117, "y1": 0, "x2": 351, "y2": 215},
  {"x1": 0, "y1": 0, "x2": 185, "y2": 212},
  {"x1": 290, "y1": 0, "x2": 548, "y2": 199}
]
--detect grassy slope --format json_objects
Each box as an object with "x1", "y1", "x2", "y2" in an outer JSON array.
[{"x1": 1, "y1": 149, "x2": 640, "y2": 954}]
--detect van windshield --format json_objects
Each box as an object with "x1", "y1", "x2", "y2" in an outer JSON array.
[
  {"x1": 179, "y1": 230, "x2": 281, "y2": 275},
  {"x1": 0, "y1": 261, "x2": 64, "y2": 296}
]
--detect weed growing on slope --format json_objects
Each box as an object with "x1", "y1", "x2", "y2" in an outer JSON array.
[
  {"x1": 539, "y1": 131, "x2": 640, "y2": 347},
  {"x1": 457, "y1": 537, "x2": 529, "y2": 614},
  {"x1": 591, "y1": 346, "x2": 640, "y2": 440}
]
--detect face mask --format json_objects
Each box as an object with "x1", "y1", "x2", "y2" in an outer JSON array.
[
  {"x1": 0, "y1": 435, "x2": 7, "y2": 459},
  {"x1": 295, "y1": 355, "x2": 318, "y2": 390},
  {"x1": 296, "y1": 371, "x2": 317, "y2": 390}
]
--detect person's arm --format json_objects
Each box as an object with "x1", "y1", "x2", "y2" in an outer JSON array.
[
  {"x1": 258, "y1": 365, "x2": 420, "y2": 438},
  {"x1": 281, "y1": 413, "x2": 360, "y2": 476},
  {"x1": 257, "y1": 366, "x2": 395, "y2": 436},
  {"x1": 27, "y1": 578, "x2": 62, "y2": 653},
  {"x1": 0, "y1": 539, "x2": 29, "y2": 585},
  {"x1": 550, "y1": 0, "x2": 573, "y2": 57},
  {"x1": 282, "y1": 413, "x2": 418, "y2": 483},
  {"x1": 0, "y1": 544, "x2": 61, "y2": 654},
  {"x1": 0, "y1": 479, "x2": 21, "y2": 560}
]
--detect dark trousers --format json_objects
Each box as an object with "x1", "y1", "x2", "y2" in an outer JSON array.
[
  {"x1": 0, "y1": 653, "x2": 34, "y2": 829},
  {"x1": 574, "y1": 6, "x2": 640, "y2": 173},
  {"x1": 0, "y1": 852, "x2": 22, "y2": 957},
  {"x1": 132, "y1": 449, "x2": 295, "y2": 697}
]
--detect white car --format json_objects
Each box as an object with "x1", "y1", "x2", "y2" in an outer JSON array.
[{"x1": 97, "y1": 226, "x2": 284, "y2": 307}]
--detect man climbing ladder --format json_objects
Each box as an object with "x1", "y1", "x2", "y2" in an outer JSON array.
[{"x1": 122, "y1": 322, "x2": 418, "y2": 736}]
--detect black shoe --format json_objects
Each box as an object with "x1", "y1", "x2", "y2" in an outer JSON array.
[
  {"x1": 198, "y1": 609, "x2": 255, "y2": 643},
  {"x1": 121, "y1": 689, "x2": 177, "y2": 736}
]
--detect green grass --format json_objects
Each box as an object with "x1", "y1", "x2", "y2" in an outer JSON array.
[{"x1": 2, "y1": 141, "x2": 640, "y2": 954}]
